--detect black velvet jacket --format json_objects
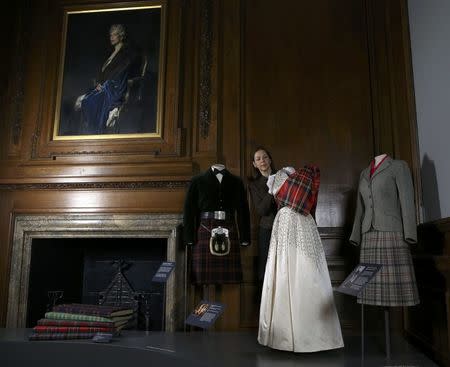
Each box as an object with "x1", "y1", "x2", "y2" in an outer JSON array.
[{"x1": 183, "y1": 168, "x2": 251, "y2": 245}]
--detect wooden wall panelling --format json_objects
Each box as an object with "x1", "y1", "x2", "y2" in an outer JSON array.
[
  {"x1": 405, "y1": 218, "x2": 450, "y2": 367},
  {"x1": 4, "y1": 0, "x2": 47, "y2": 162},
  {"x1": 220, "y1": 0, "x2": 242, "y2": 175},
  {"x1": 218, "y1": 0, "x2": 245, "y2": 329},
  {"x1": 243, "y1": 0, "x2": 373, "y2": 229},
  {"x1": 362, "y1": 0, "x2": 421, "y2": 330},
  {"x1": 189, "y1": 0, "x2": 201, "y2": 160},
  {"x1": 1, "y1": 0, "x2": 29, "y2": 158},
  {"x1": 382, "y1": 0, "x2": 422, "y2": 221},
  {"x1": 366, "y1": 0, "x2": 420, "y2": 189},
  {"x1": 179, "y1": 0, "x2": 196, "y2": 159},
  {"x1": 192, "y1": 0, "x2": 218, "y2": 170},
  {"x1": 0, "y1": 192, "x2": 14, "y2": 326},
  {"x1": 365, "y1": 0, "x2": 395, "y2": 158}
]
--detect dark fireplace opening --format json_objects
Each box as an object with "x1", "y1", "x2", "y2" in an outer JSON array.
[{"x1": 27, "y1": 237, "x2": 167, "y2": 331}]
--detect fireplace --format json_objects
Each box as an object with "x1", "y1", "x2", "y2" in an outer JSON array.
[{"x1": 7, "y1": 213, "x2": 185, "y2": 331}]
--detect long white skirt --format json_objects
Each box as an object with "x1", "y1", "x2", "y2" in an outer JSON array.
[{"x1": 258, "y1": 207, "x2": 344, "y2": 352}]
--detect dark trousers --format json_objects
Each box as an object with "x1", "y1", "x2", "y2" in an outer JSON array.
[{"x1": 258, "y1": 227, "x2": 272, "y2": 281}]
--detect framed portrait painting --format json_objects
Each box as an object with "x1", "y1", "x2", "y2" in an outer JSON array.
[{"x1": 53, "y1": 2, "x2": 166, "y2": 140}]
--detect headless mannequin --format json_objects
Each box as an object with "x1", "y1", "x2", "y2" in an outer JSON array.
[
  {"x1": 370, "y1": 153, "x2": 391, "y2": 358},
  {"x1": 186, "y1": 164, "x2": 226, "y2": 246},
  {"x1": 211, "y1": 163, "x2": 248, "y2": 246},
  {"x1": 211, "y1": 163, "x2": 225, "y2": 183},
  {"x1": 374, "y1": 153, "x2": 388, "y2": 166},
  {"x1": 199, "y1": 164, "x2": 247, "y2": 303}
]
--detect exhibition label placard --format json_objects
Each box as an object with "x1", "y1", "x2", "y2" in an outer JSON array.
[
  {"x1": 185, "y1": 300, "x2": 225, "y2": 329},
  {"x1": 152, "y1": 261, "x2": 175, "y2": 283},
  {"x1": 335, "y1": 263, "x2": 382, "y2": 296}
]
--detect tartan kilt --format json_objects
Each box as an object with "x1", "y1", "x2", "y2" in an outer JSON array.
[
  {"x1": 191, "y1": 217, "x2": 242, "y2": 284},
  {"x1": 357, "y1": 230, "x2": 420, "y2": 306}
]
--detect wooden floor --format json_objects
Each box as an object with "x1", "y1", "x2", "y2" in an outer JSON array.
[{"x1": 0, "y1": 328, "x2": 440, "y2": 367}]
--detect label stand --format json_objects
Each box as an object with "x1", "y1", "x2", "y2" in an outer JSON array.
[{"x1": 335, "y1": 263, "x2": 383, "y2": 364}]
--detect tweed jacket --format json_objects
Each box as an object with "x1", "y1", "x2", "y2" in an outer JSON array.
[
  {"x1": 183, "y1": 168, "x2": 251, "y2": 245},
  {"x1": 349, "y1": 157, "x2": 417, "y2": 245}
]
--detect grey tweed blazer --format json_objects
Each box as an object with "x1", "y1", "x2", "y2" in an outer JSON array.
[{"x1": 349, "y1": 157, "x2": 417, "y2": 245}]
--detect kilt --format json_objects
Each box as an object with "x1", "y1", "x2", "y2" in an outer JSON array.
[
  {"x1": 191, "y1": 217, "x2": 242, "y2": 284},
  {"x1": 357, "y1": 230, "x2": 420, "y2": 306}
]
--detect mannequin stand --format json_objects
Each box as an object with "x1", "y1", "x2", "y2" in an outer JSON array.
[
  {"x1": 184, "y1": 244, "x2": 189, "y2": 332},
  {"x1": 384, "y1": 307, "x2": 391, "y2": 360},
  {"x1": 361, "y1": 304, "x2": 391, "y2": 363}
]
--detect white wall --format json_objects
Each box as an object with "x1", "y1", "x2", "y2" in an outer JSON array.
[{"x1": 408, "y1": 0, "x2": 450, "y2": 222}]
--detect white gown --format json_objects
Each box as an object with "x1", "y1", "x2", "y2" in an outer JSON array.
[{"x1": 258, "y1": 207, "x2": 344, "y2": 352}]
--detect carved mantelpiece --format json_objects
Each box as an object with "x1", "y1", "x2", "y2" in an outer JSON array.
[{"x1": 7, "y1": 213, "x2": 184, "y2": 331}]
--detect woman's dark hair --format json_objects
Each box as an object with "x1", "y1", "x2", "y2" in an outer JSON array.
[{"x1": 250, "y1": 146, "x2": 276, "y2": 180}]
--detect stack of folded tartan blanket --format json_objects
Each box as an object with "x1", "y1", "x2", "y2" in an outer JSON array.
[{"x1": 28, "y1": 303, "x2": 134, "y2": 341}]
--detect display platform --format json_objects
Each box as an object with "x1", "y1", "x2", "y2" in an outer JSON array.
[{"x1": 0, "y1": 328, "x2": 438, "y2": 367}]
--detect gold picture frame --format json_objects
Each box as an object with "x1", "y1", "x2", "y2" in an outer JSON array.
[{"x1": 52, "y1": 1, "x2": 166, "y2": 141}]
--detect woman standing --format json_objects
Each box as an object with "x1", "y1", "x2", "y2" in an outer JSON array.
[{"x1": 248, "y1": 147, "x2": 278, "y2": 281}]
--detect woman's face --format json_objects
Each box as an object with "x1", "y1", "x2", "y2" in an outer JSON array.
[
  {"x1": 110, "y1": 30, "x2": 122, "y2": 46},
  {"x1": 253, "y1": 149, "x2": 272, "y2": 175}
]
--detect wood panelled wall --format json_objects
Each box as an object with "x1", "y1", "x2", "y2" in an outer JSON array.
[
  {"x1": 0, "y1": 0, "x2": 419, "y2": 331},
  {"x1": 405, "y1": 218, "x2": 450, "y2": 367}
]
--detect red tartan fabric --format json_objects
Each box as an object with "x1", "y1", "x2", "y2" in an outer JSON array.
[
  {"x1": 33, "y1": 326, "x2": 114, "y2": 333},
  {"x1": 37, "y1": 319, "x2": 114, "y2": 328},
  {"x1": 52, "y1": 303, "x2": 131, "y2": 317},
  {"x1": 191, "y1": 217, "x2": 242, "y2": 284},
  {"x1": 28, "y1": 332, "x2": 96, "y2": 341},
  {"x1": 274, "y1": 165, "x2": 320, "y2": 215}
]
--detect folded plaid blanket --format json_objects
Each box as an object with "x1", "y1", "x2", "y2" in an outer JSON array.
[
  {"x1": 44, "y1": 312, "x2": 111, "y2": 323},
  {"x1": 29, "y1": 332, "x2": 96, "y2": 341},
  {"x1": 37, "y1": 318, "x2": 114, "y2": 328}
]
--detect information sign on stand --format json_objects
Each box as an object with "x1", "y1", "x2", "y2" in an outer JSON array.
[
  {"x1": 185, "y1": 301, "x2": 225, "y2": 329},
  {"x1": 152, "y1": 261, "x2": 175, "y2": 283},
  {"x1": 151, "y1": 261, "x2": 175, "y2": 331},
  {"x1": 335, "y1": 262, "x2": 383, "y2": 363},
  {"x1": 335, "y1": 263, "x2": 382, "y2": 296}
]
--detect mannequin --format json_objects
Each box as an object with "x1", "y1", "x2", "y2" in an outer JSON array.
[
  {"x1": 374, "y1": 153, "x2": 387, "y2": 166},
  {"x1": 183, "y1": 163, "x2": 250, "y2": 284},
  {"x1": 211, "y1": 163, "x2": 225, "y2": 183},
  {"x1": 350, "y1": 154, "x2": 419, "y2": 357}
]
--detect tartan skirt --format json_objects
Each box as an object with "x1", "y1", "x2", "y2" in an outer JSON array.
[
  {"x1": 357, "y1": 230, "x2": 420, "y2": 306},
  {"x1": 191, "y1": 217, "x2": 242, "y2": 284}
]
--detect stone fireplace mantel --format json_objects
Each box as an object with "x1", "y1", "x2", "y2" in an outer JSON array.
[{"x1": 7, "y1": 213, "x2": 185, "y2": 331}]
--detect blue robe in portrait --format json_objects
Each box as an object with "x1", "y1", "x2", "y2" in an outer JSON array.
[{"x1": 81, "y1": 44, "x2": 136, "y2": 134}]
